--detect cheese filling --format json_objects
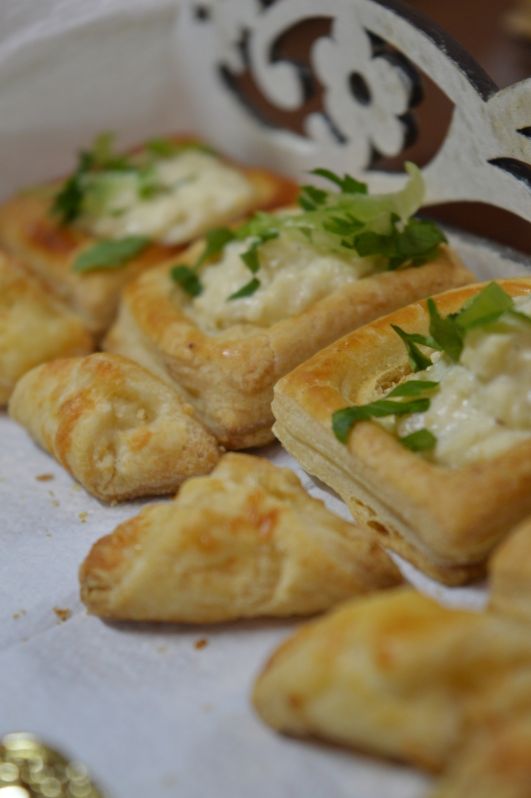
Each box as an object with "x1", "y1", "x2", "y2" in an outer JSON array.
[
  {"x1": 391, "y1": 294, "x2": 531, "y2": 466},
  {"x1": 78, "y1": 151, "x2": 255, "y2": 244},
  {"x1": 186, "y1": 232, "x2": 378, "y2": 330}
]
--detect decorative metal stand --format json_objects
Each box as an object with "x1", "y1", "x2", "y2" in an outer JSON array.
[{"x1": 177, "y1": 0, "x2": 531, "y2": 223}]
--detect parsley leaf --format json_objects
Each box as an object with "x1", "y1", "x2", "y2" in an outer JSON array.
[
  {"x1": 73, "y1": 236, "x2": 150, "y2": 273},
  {"x1": 387, "y1": 380, "x2": 439, "y2": 397},
  {"x1": 399, "y1": 428, "x2": 437, "y2": 452},
  {"x1": 391, "y1": 325, "x2": 435, "y2": 371},
  {"x1": 310, "y1": 168, "x2": 368, "y2": 195},
  {"x1": 332, "y1": 397, "x2": 431, "y2": 443},
  {"x1": 228, "y1": 277, "x2": 261, "y2": 300},
  {"x1": 456, "y1": 282, "x2": 514, "y2": 331},
  {"x1": 196, "y1": 228, "x2": 236, "y2": 268},
  {"x1": 52, "y1": 151, "x2": 94, "y2": 224},
  {"x1": 170, "y1": 265, "x2": 203, "y2": 297},
  {"x1": 427, "y1": 297, "x2": 464, "y2": 361}
]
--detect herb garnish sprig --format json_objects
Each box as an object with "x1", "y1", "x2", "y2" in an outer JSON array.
[
  {"x1": 332, "y1": 282, "x2": 531, "y2": 449},
  {"x1": 53, "y1": 133, "x2": 214, "y2": 226},
  {"x1": 170, "y1": 162, "x2": 447, "y2": 299}
]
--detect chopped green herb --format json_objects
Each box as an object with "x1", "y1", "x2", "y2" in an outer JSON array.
[
  {"x1": 228, "y1": 277, "x2": 261, "y2": 300},
  {"x1": 170, "y1": 265, "x2": 203, "y2": 297},
  {"x1": 197, "y1": 228, "x2": 236, "y2": 268},
  {"x1": 146, "y1": 139, "x2": 215, "y2": 159},
  {"x1": 332, "y1": 397, "x2": 431, "y2": 443},
  {"x1": 456, "y1": 282, "x2": 514, "y2": 331},
  {"x1": 52, "y1": 151, "x2": 94, "y2": 224},
  {"x1": 387, "y1": 380, "x2": 439, "y2": 398},
  {"x1": 391, "y1": 325, "x2": 435, "y2": 372},
  {"x1": 427, "y1": 298, "x2": 464, "y2": 361},
  {"x1": 399, "y1": 428, "x2": 437, "y2": 452},
  {"x1": 73, "y1": 236, "x2": 150, "y2": 273},
  {"x1": 310, "y1": 168, "x2": 368, "y2": 195}
]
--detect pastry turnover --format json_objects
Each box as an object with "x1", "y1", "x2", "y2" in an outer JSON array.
[
  {"x1": 489, "y1": 516, "x2": 531, "y2": 624},
  {"x1": 104, "y1": 244, "x2": 471, "y2": 449},
  {"x1": 9, "y1": 353, "x2": 220, "y2": 501},
  {"x1": 79, "y1": 453, "x2": 401, "y2": 622},
  {"x1": 429, "y1": 715, "x2": 531, "y2": 798},
  {"x1": 0, "y1": 251, "x2": 93, "y2": 404},
  {"x1": 272, "y1": 278, "x2": 531, "y2": 584},
  {"x1": 0, "y1": 136, "x2": 295, "y2": 335},
  {"x1": 253, "y1": 588, "x2": 531, "y2": 773}
]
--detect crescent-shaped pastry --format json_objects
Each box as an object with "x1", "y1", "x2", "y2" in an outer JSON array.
[
  {"x1": 0, "y1": 251, "x2": 93, "y2": 404},
  {"x1": 489, "y1": 516, "x2": 531, "y2": 623},
  {"x1": 272, "y1": 278, "x2": 531, "y2": 584},
  {"x1": 104, "y1": 243, "x2": 471, "y2": 449},
  {"x1": 253, "y1": 588, "x2": 531, "y2": 772},
  {"x1": 8, "y1": 353, "x2": 220, "y2": 501},
  {"x1": 79, "y1": 452, "x2": 401, "y2": 622},
  {"x1": 0, "y1": 136, "x2": 295, "y2": 335}
]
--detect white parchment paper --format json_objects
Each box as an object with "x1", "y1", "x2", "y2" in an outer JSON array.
[{"x1": 0, "y1": 3, "x2": 528, "y2": 796}]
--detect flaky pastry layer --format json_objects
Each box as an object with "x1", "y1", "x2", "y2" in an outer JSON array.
[
  {"x1": 0, "y1": 251, "x2": 93, "y2": 404},
  {"x1": 104, "y1": 243, "x2": 472, "y2": 448},
  {"x1": 79, "y1": 452, "x2": 400, "y2": 621},
  {"x1": 253, "y1": 588, "x2": 531, "y2": 773},
  {"x1": 489, "y1": 515, "x2": 531, "y2": 624},
  {"x1": 272, "y1": 278, "x2": 531, "y2": 584},
  {"x1": 0, "y1": 137, "x2": 295, "y2": 336},
  {"x1": 9, "y1": 353, "x2": 220, "y2": 501}
]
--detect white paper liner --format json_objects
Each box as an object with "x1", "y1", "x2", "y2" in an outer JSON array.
[{"x1": 0, "y1": 3, "x2": 529, "y2": 795}]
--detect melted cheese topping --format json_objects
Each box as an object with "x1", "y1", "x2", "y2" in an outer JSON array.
[
  {"x1": 187, "y1": 233, "x2": 376, "y2": 330},
  {"x1": 79, "y1": 151, "x2": 255, "y2": 244},
  {"x1": 394, "y1": 295, "x2": 531, "y2": 466}
]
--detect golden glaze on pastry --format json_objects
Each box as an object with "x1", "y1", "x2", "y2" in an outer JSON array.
[
  {"x1": 253, "y1": 588, "x2": 531, "y2": 772},
  {"x1": 272, "y1": 278, "x2": 531, "y2": 584},
  {"x1": 0, "y1": 137, "x2": 296, "y2": 336},
  {"x1": 9, "y1": 353, "x2": 220, "y2": 501},
  {"x1": 79, "y1": 453, "x2": 401, "y2": 621},
  {"x1": 429, "y1": 715, "x2": 531, "y2": 798},
  {"x1": 0, "y1": 251, "x2": 93, "y2": 404},
  {"x1": 489, "y1": 516, "x2": 531, "y2": 623},
  {"x1": 104, "y1": 243, "x2": 472, "y2": 449}
]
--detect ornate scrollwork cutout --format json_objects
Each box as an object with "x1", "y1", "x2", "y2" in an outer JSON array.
[{"x1": 180, "y1": 0, "x2": 531, "y2": 222}]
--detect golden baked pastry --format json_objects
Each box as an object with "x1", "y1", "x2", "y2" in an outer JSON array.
[
  {"x1": 0, "y1": 251, "x2": 93, "y2": 404},
  {"x1": 0, "y1": 135, "x2": 295, "y2": 336},
  {"x1": 489, "y1": 516, "x2": 531, "y2": 623},
  {"x1": 430, "y1": 715, "x2": 531, "y2": 798},
  {"x1": 253, "y1": 588, "x2": 531, "y2": 773},
  {"x1": 79, "y1": 452, "x2": 401, "y2": 621},
  {"x1": 273, "y1": 278, "x2": 531, "y2": 584},
  {"x1": 104, "y1": 165, "x2": 472, "y2": 449},
  {"x1": 9, "y1": 353, "x2": 220, "y2": 501}
]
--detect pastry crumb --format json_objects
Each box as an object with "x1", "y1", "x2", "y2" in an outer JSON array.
[
  {"x1": 53, "y1": 607, "x2": 71, "y2": 622},
  {"x1": 157, "y1": 644, "x2": 168, "y2": 654},
  {"x1": 194, "y1": 638, "x2": 208, "y2": 650},
  {"x1": 12, "y1": 609, "x2": 26, "y2": 620},
  {"x1": 36, "y1": 473, "x2": 54, "y2": 482},
  {"x1": 78, "y1": 511, "x2": 88, "y2": 523}
]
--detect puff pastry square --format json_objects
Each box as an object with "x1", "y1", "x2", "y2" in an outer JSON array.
[
  {"x1": 0, "y1": 137, "x2": 295, "y2": 336},
  {"x1": 79, "y1": 452, "x2": 401, "y2": 622},
  {"x1": 253, "y1": 588, "x2": 531, "y2": 772},
  {"x1": 272, "y1": 278, "x2": 531, "y2": 584},
  {"x1": 489, "y1": 516, "x2": 531, "y2": 624},
  {"x1": 0, "y1": 251, "x2": 93, "y2": 404},
  {"x1": 104, "y1": 243, "x2": 471, "y2": 449},
  {"x1": 9, "y1": 353, "x2": 220, "y2": 501}
]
